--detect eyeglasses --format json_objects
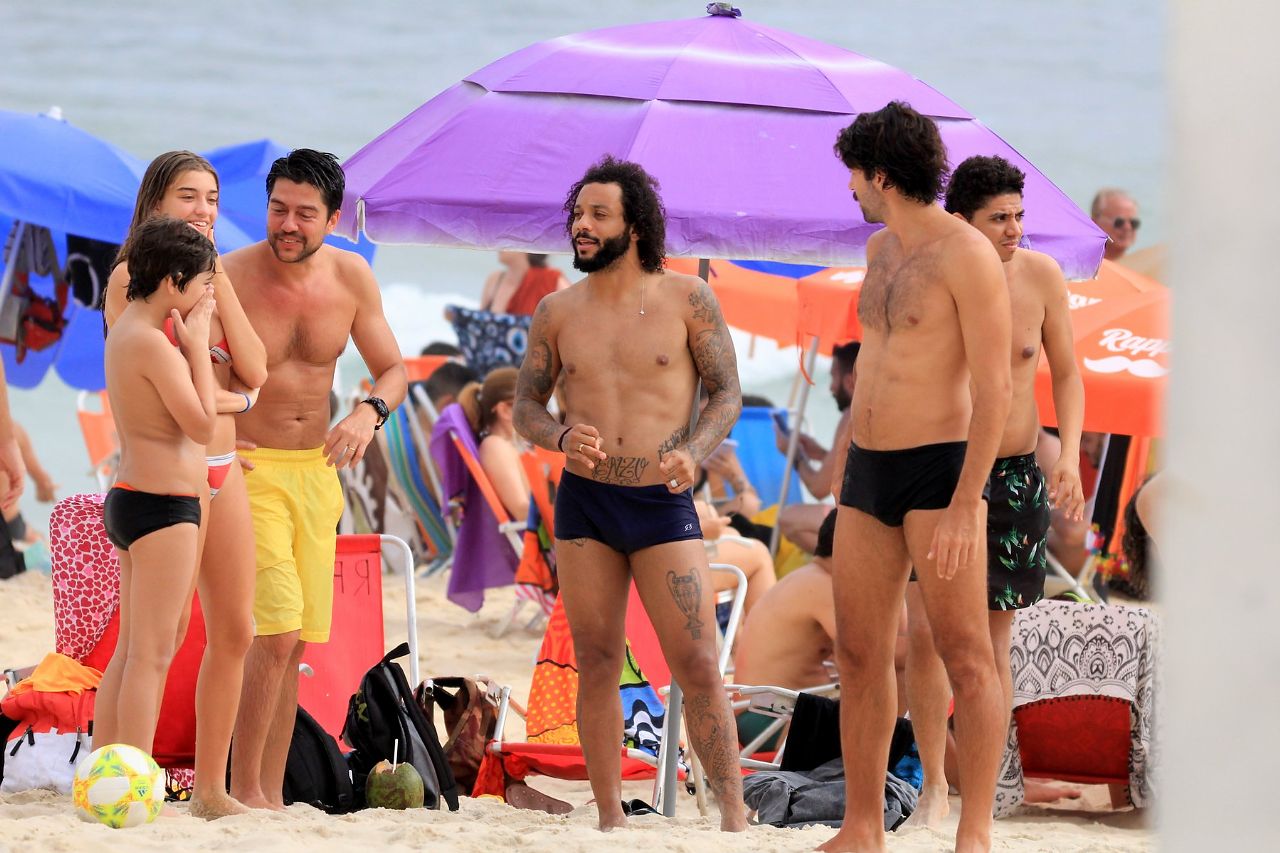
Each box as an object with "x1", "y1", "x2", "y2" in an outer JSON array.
[{"x1": 1111, "y1": 217, "x2": 1141, "y2": 230}]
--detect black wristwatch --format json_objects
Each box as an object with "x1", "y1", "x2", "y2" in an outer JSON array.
[{"x1": 361, "y1": 396, "x2": 390, "y2": 430}]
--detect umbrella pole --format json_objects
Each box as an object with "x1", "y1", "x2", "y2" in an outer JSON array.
[{"x1": 770, "y1": 337, "x2": 820, "y2": 557}]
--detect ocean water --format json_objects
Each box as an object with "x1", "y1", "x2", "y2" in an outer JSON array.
[{"x1": 0, "y1": 0, "x2": 1163, "y2": 530}]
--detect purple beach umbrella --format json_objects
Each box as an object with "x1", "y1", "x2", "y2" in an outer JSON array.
[{"x1": 340, "y1": 4, "x2": 1105, "y2": 277}]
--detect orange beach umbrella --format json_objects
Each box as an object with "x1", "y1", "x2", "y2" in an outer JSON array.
[{"x1": 1035, "y1": 260, "x2": 1169, "y2": 437}]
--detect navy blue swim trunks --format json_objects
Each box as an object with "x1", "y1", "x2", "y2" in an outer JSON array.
[{"x1": 554, "y1": 470, "x2": 702, "y2": 555}]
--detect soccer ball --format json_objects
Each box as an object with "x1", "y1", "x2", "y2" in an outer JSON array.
[{"x1": 72, "y1": 743, "x2": 166, "y2": 828}]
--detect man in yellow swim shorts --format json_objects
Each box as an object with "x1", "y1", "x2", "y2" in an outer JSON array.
[{"x1": 224, "y1": 150, "x2": 405, "y2": 810}]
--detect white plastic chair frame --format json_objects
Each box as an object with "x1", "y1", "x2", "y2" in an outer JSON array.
[{"x1": 485, "y1": 562, "x2": 748, "y2": 819}]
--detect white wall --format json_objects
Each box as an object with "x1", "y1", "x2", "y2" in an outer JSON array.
[{"x1": 1163, "y1": 3, "x2": 1280, "y2": 849}]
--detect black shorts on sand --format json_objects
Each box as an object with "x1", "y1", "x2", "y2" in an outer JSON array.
[
  {"x1": 986, "y1": 453, "x2": 1051, "y2": 610},
  {"x1": 554, "y1": 470, "x2": 702, "y2": 555},
  {"x1": 840, "y1": 441, "x2": 974, "y2": 527},
  {"x1": 103, "y1": 486, "x2": 202, "y2": 551}
]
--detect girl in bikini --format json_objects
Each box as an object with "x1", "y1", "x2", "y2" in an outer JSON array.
[{"x1": 102, "y1": 151, "x2": 268, "y2": 818}]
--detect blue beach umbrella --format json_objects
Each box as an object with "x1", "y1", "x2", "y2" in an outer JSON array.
[
  {"x1": 0, "y1": 109, "x2": 145, "y2": 244},
  {"x1": 202, "y1": 139, "x2": 377, "y2": 263}
]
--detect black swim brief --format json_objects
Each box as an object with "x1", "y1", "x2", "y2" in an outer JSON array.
[
  {"x1": 103, "y1": 485, "x2": 202, "y2": 551},
  {"x1": 554, "y1": 470, "x2": 702, "y2": 555},
  {"x1": 840, "y1": 441, "x2": 983, "y2": 527},
  {"x1": 986, "y1": 453, "x2": 1051, "y2": 610}
]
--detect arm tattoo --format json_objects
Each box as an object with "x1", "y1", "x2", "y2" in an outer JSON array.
[
  {"x1": 667, "y1": 568, "x2": 705, "y2": 640},
  {"x1": 514, "y1": 302, "x2": 563, "y2": 451},
  {"x1": 685, "y1": 286, "x2": 742, "y2": 465},
  {"x1": 590, "y1": 454, "x2": 649, "y2": 485},
  {"x1": 658, "y1": 424, "x2": 689, "y2": 458},
  {"x1": 688, "y1": 283, "x2": 718, "y2": 324}
]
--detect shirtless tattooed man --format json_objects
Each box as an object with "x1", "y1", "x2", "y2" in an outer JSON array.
[
  {"x1": 513, "y1": 156, "x2": 747, "y2": 832},
  {"x1": 818, "y1": 103, "x2": 1013, "y2": 853}
]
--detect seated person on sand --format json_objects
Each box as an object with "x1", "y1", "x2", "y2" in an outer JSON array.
[
  {"x1": 775, "y1": 341, "x2": 859, "y2": 554},
  {"x1": 1109, "y1": 472, "x2": 1161, "y2": 603},
  {"x1": 423, "y1": 361, "x2": 479, "y2": 412},
  {"x1": 1, "y1": 421, "x2": 57, "y2": 547},
  {"x1": 420, "y1": 340, "x2": 463, "y2": 359},
  {"x1": 458, "y1": 366, "x2": 531, "y2": 521},
  {"x1": 732, "y1": 509, "x2": 909, "y2": 750},
  {"x1": 695, "y1": 498, "x2": 776, "y2": 615},
  {"x1": 480, "y1": 251, "x2": 571, "y2": 317}
]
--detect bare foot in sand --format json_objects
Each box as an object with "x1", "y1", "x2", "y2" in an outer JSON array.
[
  {"x1": 504, "y1": 781, "x2": 572, "y2": 815},
  {"x1": 189, "y1": 793, "x2": 251, "y2": 820},
  {"x1": 236, "y1": 794, "x2": 287, "y2": 812},
  {"x1": 901, "y1": 783, "x2": 950, "y2": 828},
  {"x1": 816, "y1": 826, "x2": 885, "y2": 852},
  {"x1": 1024, "y1": 779, "x2": 1083, "y2": 804}
]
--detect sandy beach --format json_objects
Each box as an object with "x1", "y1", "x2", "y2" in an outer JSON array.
[{"x1": 0, "y1": 568, "x2": 1153, "y2": 851}]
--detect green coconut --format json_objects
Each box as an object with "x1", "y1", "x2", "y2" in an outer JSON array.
[{"x1": 365, "y1": 759, "x2": 425, "y2": 809}]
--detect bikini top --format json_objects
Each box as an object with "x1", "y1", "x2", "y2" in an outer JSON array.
[{"x1": 163, "y1": 316, "x2": 232, "y2": 364}]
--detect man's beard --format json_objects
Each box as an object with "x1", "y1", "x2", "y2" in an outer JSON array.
[
  {"x1": 572, "y1": 231, "x2": 632, "y2": 273},
  {"x1": 268, "y1": 232, "x2": 320, "y2": 264},
  {"x1": 833, "y1": 387, "x2": 852, "y2": 412}
]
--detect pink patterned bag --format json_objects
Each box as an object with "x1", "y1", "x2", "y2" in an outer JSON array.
[{"x1": 49, "y1": 493, "x2": 119, "y2": 661}]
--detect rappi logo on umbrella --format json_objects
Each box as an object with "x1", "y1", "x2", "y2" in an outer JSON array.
[{"x1": 1083, "y1": 328, "x2": 1170, "y2": 378}]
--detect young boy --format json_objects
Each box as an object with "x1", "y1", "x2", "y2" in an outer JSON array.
[{"x1": 101, "y1": 216, "x2": 219, "y2": 754}]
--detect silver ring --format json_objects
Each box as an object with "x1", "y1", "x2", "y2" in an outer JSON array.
[
  {"x1": 669, "y1": 479, "x2": 678, "y2": 489},
  {"x1": 343, "y1": 445, "x2": 353, "y2": 454}
]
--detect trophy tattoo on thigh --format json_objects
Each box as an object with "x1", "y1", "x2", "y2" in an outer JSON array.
[{"x1": 667, "y1": 567, "x2": 704, "y2": 640}]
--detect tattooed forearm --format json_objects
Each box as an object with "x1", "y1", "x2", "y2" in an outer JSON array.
[
  {"x1": 514, "y1": 399, "x2": 564, "y2": 451},
  {"x1": 658, "y1": 424, "x2": 689, "y2": 458},
  {"x1": 591, "y1": 455, "x2": 649, "y2": 485},
  {"x1": 666, "y1": 568, "x2": 705, "y2": 640}
]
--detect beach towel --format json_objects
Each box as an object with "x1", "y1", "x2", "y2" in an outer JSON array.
[
  {"x1": 429, "y1": 404, "x2": 518, "y2": 612},
  {"x1": 446, "y1": 306, "x2": 531, "y2": 377},
  {"x1": 514, "y1": 499, "x2": 557, "y2": 609},
  {"x1": 993, "y1": 599, "x2": 1161, "y2": 816}
]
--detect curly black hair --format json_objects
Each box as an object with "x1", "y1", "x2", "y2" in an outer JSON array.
[
  {"x1": 944, "y1": 155, "x2": 1026, "y2": 220},
  {"x1": 267, "y1": 149, "x2": 345, "y2": 216},
  {"x1": 1115, "y1": 480, "x2": 1154, "y2": 601},
  {"x1": 833, "y1": 101, "x2": 949, "y2": 205},
  {"x1": 564, "y1": 156, "x2": 667, "y2": 274}
]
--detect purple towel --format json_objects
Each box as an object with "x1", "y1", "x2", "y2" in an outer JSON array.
[{"x1": 429, "y1": 404, "x2": 518, "y2": 612}]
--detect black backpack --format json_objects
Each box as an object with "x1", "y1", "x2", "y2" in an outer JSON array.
[
  {"x1": 342, "y1": 643, "x2": 459, "y2": 811},
  {"x1": 283, "y1": 705, "x2": 356, "y2": 814}
]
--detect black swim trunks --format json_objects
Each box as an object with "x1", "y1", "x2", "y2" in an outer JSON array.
[
  {"x1": 103, "y1": 485, "x2": 202, "y2": 551},
  {"x1": 554, "y1": 470, "x2": 702, "y2": 555},
  {"x1": 840, "y1": 441, "x2": 979, "y2": 527},
  {"x1": 986, "y1": 453, "x2": 1051, "y2": 610}
]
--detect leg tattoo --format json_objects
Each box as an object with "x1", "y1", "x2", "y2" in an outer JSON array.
[
  {"x1": 667, "y1": 568, "x2": 705, "y2": 640},
  {"x1": 684, "y1": 693, "x2": 739, "y2": 802}
]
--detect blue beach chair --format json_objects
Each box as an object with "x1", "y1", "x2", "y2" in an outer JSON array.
[{"x1": 729, "y1": 406, "x2": 805, "y2": 508}]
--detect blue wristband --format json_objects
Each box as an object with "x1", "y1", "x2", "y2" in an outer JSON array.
[{"x1": 237, "y1": 392, "x2": 252, "y2": 413}]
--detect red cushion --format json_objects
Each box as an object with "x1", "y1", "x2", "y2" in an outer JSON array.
[
  {"x1": 1014, "y1": 695, "x2": 1131, "y2": 785},
  {"x1": 82, "y1": 596, "x2": 207, "y2": 769}
]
